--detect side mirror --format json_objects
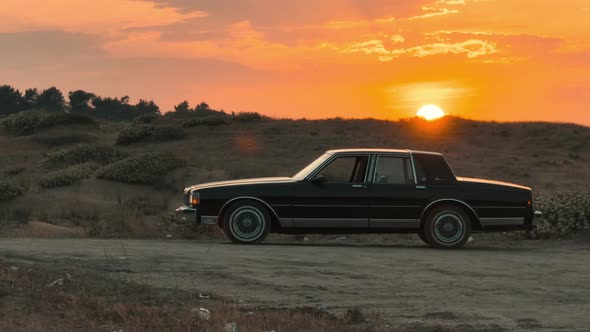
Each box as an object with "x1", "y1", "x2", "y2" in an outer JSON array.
[{"x1": 310, "y1": 173, "x2": 326, "y2": 184}]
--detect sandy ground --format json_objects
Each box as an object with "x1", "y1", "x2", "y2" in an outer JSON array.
[{"x1": 1, "y1": 237, "x2": 589, "y2": 331}]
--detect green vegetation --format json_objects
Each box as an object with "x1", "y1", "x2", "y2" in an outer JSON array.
[
  {"x1": 97, "y1": 152, "x2": 184, "y2": 184},
  {"x1": 0, "y1": 182, "x2": 24, "y2": 201},
  {"x1": 182, "y1": 116, "x2": 230, "y2": 128},
  {"x1": 133, "y1": 113, "x2": 161, "y2": 124},
  {"x1": 116, "y1": 124, "x2": 185, "y2": 145},
  {"x1": 1, "y1": 111, "x2": 96, "y2": 136},
  {"x1": 534, "y1": 191, "x2": 590, "y2": 238},
  {"x1": 42, "y1": 144, "x2": 124, "y2": 168},
  {"x1": 231, "y1": 112, "x2": 269, "y2": 122},
  {"x1": 39, "y1": 162, "x2": 100, "y2": 189},
  {"x1": 31, "y1": 132, "x2": 94, "y2": 146}
]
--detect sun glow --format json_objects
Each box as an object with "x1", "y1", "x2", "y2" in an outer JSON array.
[{"x1": 416, "y1": 104, "x2": 445, "y2": 120}]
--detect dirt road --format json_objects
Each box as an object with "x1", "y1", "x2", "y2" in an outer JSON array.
[{"x1": 1, "y1": 237, "x2": 589, "y2": 331}]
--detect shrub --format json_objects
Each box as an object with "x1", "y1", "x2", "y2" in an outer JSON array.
[
  {"x1": 182, "y1": 116, "x2": 230, "y2": 128},
  {"x1": 31, "y1": 133, "x2": 93, "y2": 146},
  {"x1": 0, "y1": 182, "x2": 24, "y2": 201},
  {"x1": 1, "y1": 111, "x2": 96, "y2": 136},
  {"x1": 533, "y1": 191, "x2": 590, "y2": 238},
  {"x1": 42, "y1": 144, "x2": 124, "y2": 168},
  {"x1": 97, "y1": 152, "x2": 185, "y2": 184},
  {"x1": 1, "y1": 166, "x2": 25, "y2": 177},
  {"x1": 116, "y1": 124, "x2": 185, "y2": 145},
  {"x1": 231, "y1": 112, "x2": 269, "y2": 122},
  {"x1": 133, "y1": 113, "x2": 161, "y2": 124},
  {"x1": 39, "y1": 162, "x2": 100, "y2": 189}
]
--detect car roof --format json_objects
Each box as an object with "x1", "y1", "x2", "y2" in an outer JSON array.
[{"x1": 326, "y1": 148, "x2": 443, "y2": 156}]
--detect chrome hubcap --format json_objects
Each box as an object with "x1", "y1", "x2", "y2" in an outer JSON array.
[
  {"x1": 433, "y1": 213, "x2": 464, "y2": 243},
  {"x1": 229, "y1": 207, "x2": 264, "y2": 241}
]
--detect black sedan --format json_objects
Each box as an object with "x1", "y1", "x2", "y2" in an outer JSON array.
[{"x1": 176, "y1": 149, "x2": 542, "y2": 249}]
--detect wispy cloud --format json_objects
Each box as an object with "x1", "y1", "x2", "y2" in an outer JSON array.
[{"x1": 408, "y1": 7, "x2": 460, "y2": 20}]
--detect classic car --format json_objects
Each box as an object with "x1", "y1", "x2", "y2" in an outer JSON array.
[{"x1": 176, "y1": 149, "x2": 542, "y2": 249}]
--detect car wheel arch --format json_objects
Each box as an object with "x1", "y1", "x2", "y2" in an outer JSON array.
[
  {"x1": 217, "y1": 196, "x2": 281, "y2": 231},
  {"x1": 420, "y1": 198, "x2": 481, "y2": 231}
]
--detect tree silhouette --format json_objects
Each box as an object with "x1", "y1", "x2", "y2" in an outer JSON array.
[
  {"x1": 174, "y1": 101, "x2": 191, "y2": 113},
  {"x1": 23, "y1": 88, "x2": 39, "y2": 109},
  {"x1": 0, "y1": 85, "x2": 24, "y2": 115},
  {"x1": 135, "y1": 99, "x2": 160, "y2": 115},
  {"x1": 68, "y1": 90, "x2": 96, "y2": 114},
  {"x1": 37, "y1": 87, "x2": 65, "y2": 112},
  {"x1": 195, "y1": 102, "x2": 210, "y2": 111}
]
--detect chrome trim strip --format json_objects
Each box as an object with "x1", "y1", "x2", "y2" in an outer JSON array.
[
  {"x1": 279, "y1": 217, "x2": 294, "y2": 228},
  {"x1": 472, "y1": 206, "x2": 527, "y2": 209},
  {"x1": 480, "y1": 217, "x2": 525, "y2": 227},
  {"x1": 408, "y1": 150, "x2": 418, "y2": 185},
  {"x1": 370, "y1": 205, "x2": 422, "y2": 208},
  {"x1": 201, "y1": 215, "x2": 218, "y2": 225},
  {"x1": 370, "y1": 218, "x2": 420, "y2": 229},
  {"x1": 219, "y1": 196, "x2": 281, "y2": 222},
  {"x1": 420, "y1": 198, "x2": 480, "y2": 221},
  {"x1": 294, "y1": 218, "x2": 367, "y2": 228},
  {"x1": 291, "y1": 204, "x2": 367, "y2": 208}
]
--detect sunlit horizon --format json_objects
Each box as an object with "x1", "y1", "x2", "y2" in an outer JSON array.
[{"x1": 1, "y1": 0, "x2": 588, "y2": 125}]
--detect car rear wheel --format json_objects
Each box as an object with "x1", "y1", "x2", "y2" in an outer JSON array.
[
  {"x1": 222, "y1": 201, "x2": 271, "y2": 244},
  {"x1": 423, "y1": 205, "x2": 471, "y2": 249}
]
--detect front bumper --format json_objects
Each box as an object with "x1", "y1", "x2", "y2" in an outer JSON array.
[
  {"x1": 174, "y1": 206, "x2": 218, "y2": 225},
  {"x1": 532, "y1": 210, "x2": 542, "y2": 226}
]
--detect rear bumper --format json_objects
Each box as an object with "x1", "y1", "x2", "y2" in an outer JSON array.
[{"x1": 174, "y1": 206, "x2": 218, "y2": 225}]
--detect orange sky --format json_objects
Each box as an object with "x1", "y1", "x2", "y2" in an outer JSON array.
[{"x1": 0, "y1": 0, "x2": 589, "y2": 124}]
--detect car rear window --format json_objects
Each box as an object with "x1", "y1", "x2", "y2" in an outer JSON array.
[{"x1": 413, "y1": 154, "x2": 456, "y2": 185}]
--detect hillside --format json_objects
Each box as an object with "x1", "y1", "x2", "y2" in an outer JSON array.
[{"x1": 0, "y1": 113, "x2": 589, "y2": 236}]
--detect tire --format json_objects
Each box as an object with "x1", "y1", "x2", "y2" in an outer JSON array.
[
  {"x1": 423, "y1": 205, "x2": 471, "y2": 249},
  {"x1": 417, "y1": 230, "x2": 429, "y2": 245},
  {"x1": 222, "y1": 200, "x2": 271, "y2": 244}
]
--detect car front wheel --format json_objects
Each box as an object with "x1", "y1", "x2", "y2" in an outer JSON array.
[
  {"x1": 222, "y1": 201, "x2": 271, "y2": 244},
  {"x1": 423, "y1": 205, "x2": 471, "y2": 249}
]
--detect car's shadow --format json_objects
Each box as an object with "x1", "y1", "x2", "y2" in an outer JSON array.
[{"x1": 248, "y1": 242, "x2": 535, "y2": 252}]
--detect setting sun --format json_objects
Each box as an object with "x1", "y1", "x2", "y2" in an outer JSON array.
[{"x1": 416, "y1": 104, "x2": 445, "y2": 121}]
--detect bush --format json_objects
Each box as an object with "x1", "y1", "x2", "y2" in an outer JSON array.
[
  {"x1": 133, "y1": 113, "x2": 161, "y2": 124},
  {"x1": 116, "y1": 124, "x2": 185, "y2": 145},
  {"x1": 231, "y1": 112, "x2": 269, "y2": 122},
  {"x1": 1, "y1": 111, "x2": 96, "y2": 136},
  {"x1": 31, "y1": 133, "x2": 93, "y2": 146},
  {"x1": 97, "y1": 152, "x2": 185, "y2": 184},
  {"x1": 42, "y1": 144, "x2": 124, "y2": 168},
  {"x1": 1, "y1": 166, "x2": 25, "y2": 177},
  {"x1": 39, "y1": 162, "x2": 100, "y2": 189},
  {"x1": 182, "y1": 116, "x2": 231, "y2": 128},
  {"x1": 0, "y1": 182, "x2": 24, "y2": 201},
  {"x1": 533, "y1": 191, "x2": 590, "y2": 238}
]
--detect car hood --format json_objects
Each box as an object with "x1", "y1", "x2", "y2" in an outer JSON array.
[
  {"x1": 185, "y1": 177, "x2": 295, "y2": 192},
  {"x1": 456, "y1": 176, "x2": 531, "y2": 191}
]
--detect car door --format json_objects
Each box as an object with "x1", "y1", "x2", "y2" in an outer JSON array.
[
  {"x1": 292, "y1": 154, "x2": 370, "y2": 228},
  {"x1": 368, "y1": 154, "x2": 429, "y2": 229}
]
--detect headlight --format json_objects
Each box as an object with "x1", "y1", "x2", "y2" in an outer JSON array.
[{"x1": 189, "y1": 191, "x2": 200, "y2": 205}]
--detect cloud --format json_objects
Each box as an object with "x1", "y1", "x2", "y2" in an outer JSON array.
[
  {"x1": 0, "y1": 0, "x2": 204, "y2": 34},
  {"x1": 343, "y1": 37, "x2": 497, "y2": 60},
  {"x1": 408, "y1": 8, "x2": 459, "y2": 20}
]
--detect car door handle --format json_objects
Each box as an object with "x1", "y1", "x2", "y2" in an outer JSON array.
[
  {"x1": 352, "y1": 184, "x2": 366, "y2": 188},
  {"x1": 416, "y1": 185, "x2": 426, "y2": 189}
]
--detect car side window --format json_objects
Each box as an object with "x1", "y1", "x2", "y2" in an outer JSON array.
[
  {"x1": 373, "y1": 156, "x2": 414, "y2": 184},
  {"x1": 413, "y1": 154, "x2": 455, "y2": 185},
  {"x1": 318, "y1": 156, "x2": 369, "y2": 183}
]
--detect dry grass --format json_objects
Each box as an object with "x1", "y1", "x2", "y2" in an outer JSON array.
[
  {"x1": 0, "y1": 263, "x2": 381, "y2": 331},
  {"x1": 0, "y1": 116, "x2": 589, "y2": 237}
]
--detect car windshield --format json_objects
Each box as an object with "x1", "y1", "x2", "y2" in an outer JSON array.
[{"x1": 292, "y1": 153, "x2": 332, "y2": 180}]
